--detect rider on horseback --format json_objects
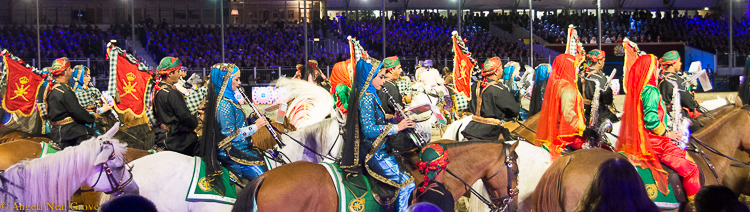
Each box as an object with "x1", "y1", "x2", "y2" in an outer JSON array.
[
  {"x1": 619, "y1": 54, "x2": 700, "y2": 210},
  {"x1": 535, "y1": 54, "x2": 591, "y2": 160},
  {"x1": 461, "y1": 57, "x2": 520, "y2": 141},
  {"x1": 578, "y1": 49, "x2": 619, "y2": 126},
  {"x1": 45, "y1": 58, "x2": 106, "y2": 149},
  {"x1": 378, "y1": 56, "x2": 405, "y2": 116},
  {"x1": 69, "y1": 65, "x2": 105, "y2": 134},
  {"x1": 658, "y1": 51, "x2": 702, "y2": 131},
  {"x1": 340, "y1": 58, "x2": 416, "y2": 212},
  {"x1": 153, "y1": 57, "x2": 200, "y2": 156},
  {"x1": 528, "y1": 63, "x2": 551, "y2": 117},
  {"x1": 200, "y1": 63, "x2": 269, "y2": 193}
]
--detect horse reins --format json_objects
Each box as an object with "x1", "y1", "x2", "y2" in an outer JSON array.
[
  {"x1": 82, "y1": 141, "x2": 134, "y2": 195},
  {"x1": 446, "y1": 144, "x2": 518, "y2": 212},
  {"x1": 512, "y1": 119, "x2": 536, "y2": 134},
  {"x1": 270, "y1": 123, "x2": 339, "y2": 162}
]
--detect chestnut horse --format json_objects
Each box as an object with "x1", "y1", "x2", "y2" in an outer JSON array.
[
  {"x1": 232, "y1": 140, "x2": 521, "y2": 212},
  {"x1": 531, "y1": 105, "x2": 750, "y2": 212}
]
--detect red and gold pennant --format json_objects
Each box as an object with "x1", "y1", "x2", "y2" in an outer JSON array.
[
  {"x1": 452, "y1": 33, "x2": 475, "y2": 99},
  {"x1": 2, "y1": 55, "x2": 43, "y2": 116},
  {"x1": 113, "y1": 53, "x2": 152, "y2": 116}
]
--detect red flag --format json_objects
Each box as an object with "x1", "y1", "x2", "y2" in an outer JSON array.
[
  {"x1": 2, "y1": 55, "x2": 43, "y2": 116},
  {"x1": 113, "y1": 54, "x2": 152, "y2": 116},
  {"x1": 452, "y1": 33, "x2": 475, "y2": 99},
  {"x1": 622, "y1": 38, "x2": 640, "y2": 93}
]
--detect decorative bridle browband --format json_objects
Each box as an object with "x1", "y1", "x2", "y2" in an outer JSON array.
[{"x1": 88, "y1": 141, "x2": 134, "y2": 195}]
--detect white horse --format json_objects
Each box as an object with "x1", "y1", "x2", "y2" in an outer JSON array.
[
  {"x1": 410, "y1": 82, "x2": 447, "y2": 139},
  {"x1": 1, "y1": 124, "x2": 139, "y2": 209},
  {"x1": 108, "y1": 116, "x2": 345, "y2": 212}
]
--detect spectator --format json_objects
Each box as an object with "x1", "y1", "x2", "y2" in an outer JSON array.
[
  {"x1": 99, "y1": 195, "x2": 158, "y2": 212},
  {"x1": 695, "y1": 185, "x2": 750, "y2": 212},
  {"x1": 406, "y1": 202, "x2": 443, "y2": 212},
  {"x1": 575, "y1": 158, "x2": 660, "y2": 212}
]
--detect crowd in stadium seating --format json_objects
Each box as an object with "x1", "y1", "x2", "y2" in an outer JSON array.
[
  {"x1": 528, "y1": 9, "x2": 750, "y2": 54},
  {"x1": 144, "y1": 23, "x2": 345, "y2": 68},
  {"x1": 0, "y1": 23, "x2": 126, "y2": 60},
  {"x1": 333, "y1": 11, "x2": 536, "y2": 61}
]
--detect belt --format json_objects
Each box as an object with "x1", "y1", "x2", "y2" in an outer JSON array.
[
  {"x1": 51, "y1": 117, "x2": 74, "y2": 125},
  {"x1": 472, "y1": 116, "x2": 505, "y2": 126}
]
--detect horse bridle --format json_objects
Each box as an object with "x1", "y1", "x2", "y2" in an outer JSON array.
[
  {"x1": 87, "y1": 141, "x2": 134, "y2": 195},
  {"x1": 447, "y1": 144, "x2": 519, "y2": 212}
]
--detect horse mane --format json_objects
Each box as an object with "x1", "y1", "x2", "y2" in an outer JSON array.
[
  {"x1": 532, "y1": 154, "x2": 572, "y2": 212},
  {"x1": 695, "y1": 104, "x2": 736, "y2": 122},
  {"x1": 282, "y1": 118, "x2": 336, "y2": 163},
  {"x1": 275, "y1": 77, "x2": 334, "y2": 129},
  {"x1": 1, "y1": 135, "x2": 126, "y2": 206},
  {"x1": 693, "y1": 106, "x2": 746, "y2": 138}
]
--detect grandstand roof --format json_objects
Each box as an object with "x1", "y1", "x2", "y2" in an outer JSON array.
[{"x1": 327, "y1": 0, "x2": 717, "y2": 10}]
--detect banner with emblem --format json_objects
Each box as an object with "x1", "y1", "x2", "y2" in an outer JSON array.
[
  {"x1": 451, "y1": 31, "x2": 477, "y2": 99},
  {"x1": 107, "y1": 43, "x2": 153, "y2": 117},
  {"x1": 1, "y1": 49, "x2": 44, "y2": 117}
]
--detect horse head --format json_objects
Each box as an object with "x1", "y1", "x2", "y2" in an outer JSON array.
[
  {"x1": 446, "y1": 140, "x2": 520, "y2": 212},
  {"x1": 480, "y1": 140, "x2": 520, "y2": 212},
  {"x1": 86, "y1": 123, "x2": 139, "y2": 197}
]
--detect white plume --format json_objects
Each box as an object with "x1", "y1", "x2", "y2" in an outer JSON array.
[{"x1": 275, "y1": 77, "x2": 334, "y2": 129}]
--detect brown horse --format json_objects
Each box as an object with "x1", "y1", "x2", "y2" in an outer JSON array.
[
  {"x1": 231, "y1": 140, "x2": 520, "y2": 212},
  {"x1": 0, "y1": 139, "x2": 152, "y2": 209},
  {"x1": 531, "y1": 105, "x2": 750, "y2": 212}
]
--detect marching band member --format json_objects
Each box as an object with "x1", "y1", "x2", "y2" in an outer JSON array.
[
  {"x1": 201, "y1": 63, "x2": 269, "y2": 187},
  {"x1": 461, "y1": 57, "x2": 520, "y2": 141},
  {"x1": 153, "y1": 57, "x2": 200, "y2": 156},
  {"x1": 578, "y1": 49, "x2": 619, "y2": 126},
  {"x1": 535, "y1": 54, "x2": 589, "y2": 160},
  {"x1": 340, "y1": 58, "x2": 416, "y2": 212},
  {"x1": 618, "y1": 54, "x2": 700, "y2": 210},
  {"x1": 46, "y1": 57, "x2": 108, "y2": 148}
]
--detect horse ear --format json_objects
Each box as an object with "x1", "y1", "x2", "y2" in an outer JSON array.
[
  {"x1": 104, "y1": 122, "x2": 121, "y2": 138},
  {"x1": 509, "y1": 140, "x2": 520, "y2": 154},
  {"x1": 95, "y1": 144, "x2": 114, "y2": 165},
  {"x1": 735, "y1": 97, "x2": 744, "y2": 108}
]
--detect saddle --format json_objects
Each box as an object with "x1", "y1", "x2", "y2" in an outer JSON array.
[
  {"x1": 342, "y1": 140, "x2": 419, "y2": 209},
  {"x1": 663, "y1": 162, "x2": 705, "y2": 203}
]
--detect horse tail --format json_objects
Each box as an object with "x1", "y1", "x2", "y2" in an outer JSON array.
[
  {"x1": 233, "y1": 175, "x2": 266, "y2": 212},
  {"x1": 532, "y1": 155, "x2": 572, "y2": 212}
]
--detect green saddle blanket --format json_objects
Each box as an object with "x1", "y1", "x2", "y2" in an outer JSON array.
[
  {"x1": 635, "y1": 165, "x2": 679, "y2": 209},
  {"x1": 321, "y1": 162, "x2": 384, "y2": 212},
  {"x1": 186, "y1": 156, "x2": 238, "y2": 204},
  {"x1": 39, "y1": 142, "x2": 58, "y2": 158}
]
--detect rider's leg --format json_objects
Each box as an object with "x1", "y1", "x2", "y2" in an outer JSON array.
[
  {"x1": 369, "y1": 151, "x2": 416, "y2": 212},
  {"x1": 657, "y1": 141, "x2": 700, "y2": 211}
]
